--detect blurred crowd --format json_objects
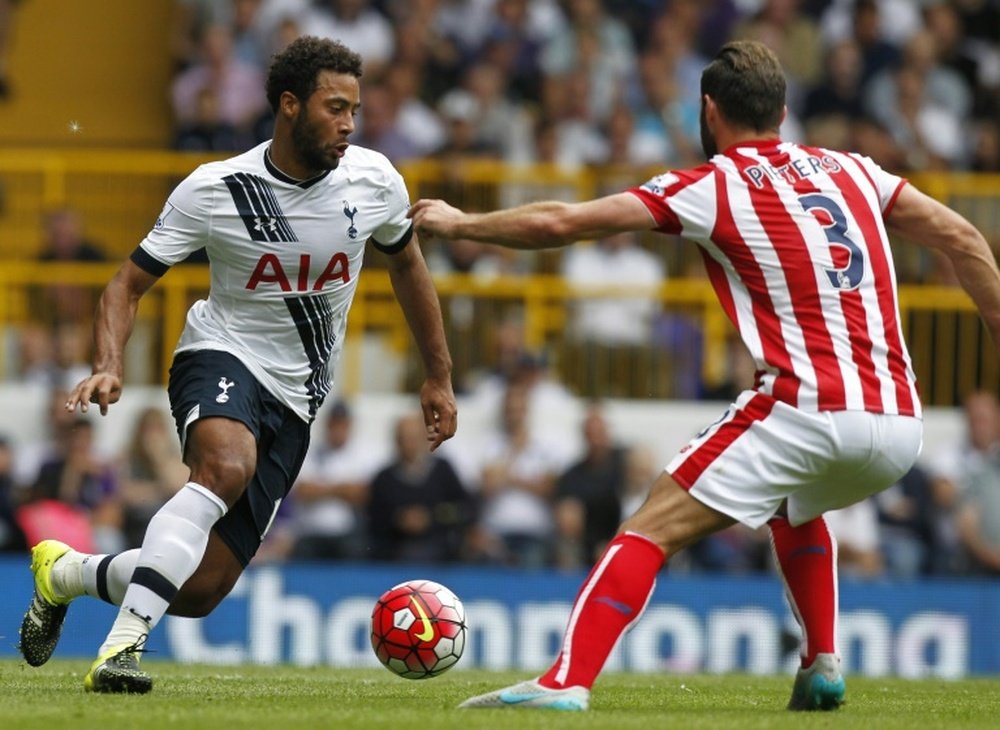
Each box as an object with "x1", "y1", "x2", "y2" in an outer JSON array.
[
  {"x1": 166, "y1": 0, "x2": 1000, "y2": 174},
  {"x1": 4, "y1": 345, "x2": 1000, "y2": 582}
]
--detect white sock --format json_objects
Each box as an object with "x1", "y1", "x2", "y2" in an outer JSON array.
[
  {"x1": 99, "y1": 483, "x2": 226, "y2": 655},
  {"x1": 84, "y1": 551, "x2": 140, "y2": 605},
  {"x1": 52, "y1": 550, "x2": 139, "y2": 605},
  {"x1": 50, "y1": 549, "x2": 89, "y2": 601}
]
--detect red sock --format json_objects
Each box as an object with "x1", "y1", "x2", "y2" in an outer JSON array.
[
  {"x1": 768, "y1": 515, "x2": 838, "y2": 668},
  {"x1": 538, "y1": 532, "x2": 665, "y2": 690}
]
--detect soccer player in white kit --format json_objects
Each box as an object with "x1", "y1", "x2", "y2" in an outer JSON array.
[
  {"x1": 410, "y1": 40, "x2": 1000, "y2": 712},
  {"x1": 18, "y1": 37, "x2": 457, "y2": 693}
]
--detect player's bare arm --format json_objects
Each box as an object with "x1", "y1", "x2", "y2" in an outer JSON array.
[
  {"x1": 408, "y1": 192, "x2": 657, "y2": 249},
  {"x1": 383, "y1": 233, "x2": 457, "y2": 450},
  {"x1": 66, "y1": 259, "x2": 160, "y2": 415},
  {"x1": 887, "y1": 184, "x2": 1000, "y2": 348}
]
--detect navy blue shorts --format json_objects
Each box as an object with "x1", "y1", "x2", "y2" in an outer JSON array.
[{"x1": 167, "y1": 349, "x2": 311, "y2": 566}]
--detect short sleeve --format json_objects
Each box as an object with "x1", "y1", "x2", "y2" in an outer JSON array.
[
  {"x1": 136, "y1": 169, "x2": 214, "y2": 273},
  {"x1": 370, "y1": 164, "x2": 413, "y2": 254},
  {"x1": 846, "y1": 153, "x2": 908, "y2": 216},
  {"x1": 626, "y1": 164, "x2": 716, "y2": 240}
]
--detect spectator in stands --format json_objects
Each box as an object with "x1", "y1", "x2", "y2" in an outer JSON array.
[
  {"x1": 25, "y1": 417, "x2": 124, "y2": 554},
  {"x1": 117, "y1": 407, "x2": 187, "y2": 549},
  {"x1": 538, "y1": 69, "x2": 608, "y2": 169},
  {"x1": 16, "y1": 323, "x2": 57, "y2": 387},
  {"x1": 929, "y1": 390, "x2": 1000, "y2": 573},
  {"x1": 540, "y1": 0, "x2": 636, "y2": 127},
  {"x1": 602, "y1": 105, "x2": 671, "y2": 168},
  {"x1": 289, "y1": 400, "x2": 379, "y2": 560},
  {"x1": 732, "y1": 0, "x2": 823, "y2": 101},
  {"x1": 440, "y1": 61, "x2": 533, "y2": 161},
  {"x1": 628, "y1": 50, "x2": 700, "y2": 169},
  {"x1": 33, "y1": 207, "x2": 107, "y2": 323},
  {"x1": 383, "y1": 64, "x2": 445, "y2": 157},
  {"x1": 828, "y1": 0, "x2": 901, "y2": 88},
  {"x1": 819, "y1": 0, "x2": 921, "y2": 52},
  {"x1": 874, "y1": 462, "x2": 939, "y2": 577},
  {"x1": 683, "y1": 523, "x2": 771, "y2": 574},
  {"x1": 170, "y1": 23, "x2": 268, "y2": 143},
  {"x1": 350, "y1": 83, "x2": 420, "y2": 164},
  {"x1": 554, "y1": 403, "x2": 627, "y2": 568},
  {"x1": 170, "y1": 0, "x2": 230, "y2": 73},
  {"x1": 49, "y1": 321, "x2": 93, "y2": 391},
  {"x1": 562, "y1": 230, "x2": 664, "y2": 347},
  {"x1": 847, "y1": 114, "x2": 905, "y2": 172},
  {"x1": 561, "y1": 230, "x2": 665, "y2": 397},
  {"x1": 923, "y1": 0, "x2": 999, "y2": 119},
  {"x1": 172, "y1": 0, "x2": 310, "y2": 68},
  {"x1": 864, "y1": 29, "x2": 973, "y2": 168},
  {"x1": 477, "y1": 0, "x2": 558, "y2": 105},
  {"x1": 367, "y1": 412, "x2": 474, "y2": 563},
  {"x1": 38, "y1": 208, "x2": 105, "y2": 263},
  {"x1": 932, "y1": 389, "x2": 1000, "y2": 505},
  {"x1": 434, "y1": 89, "x2": 494, "y2": 158},
  {"x1": 387, "y1": 8, "x2": 463, "y2": 104},
  {"x1": 823, "y1": 499, "x2": 884, "y2": 578},
  {"x1": 0, "y1": 435, "x2": 27, "y2": 552},
  {"x1": 955, "y1": 450, "x2": 1000, "y2": 575},
  {"x1": 801, "y1": 38, "x2": 866, "y2": 124},
  {"x1": 643, "y1": 3, "x2": 710, "y2": 106},
  {"x1": 424, "y1": 236, "x2": 506, "y2": 280},
  {"x1": 229, "y1": 0, "x2": 270, "y2": 69},
  {"x1": 11, "y1": 386, "x2": 77, "y2": 489},
  {"x1": 172, "y1": 86, "x2": 244, "y2": 152},
  {"x1": 300, "y1": 0, "x2": 394, "y2": 78},
  {"x1": 465, "y1": 318, "x2": 576, "y2": 425},
  {"x1": 970, "y1": 118, "x2": 1000, "y2": 173},
  {"x1": 620, "y1": 443, "x2": 654, "y2": 521},
  {"x1": 477, "y1": 382, "x2": 565, "y2": 567}
]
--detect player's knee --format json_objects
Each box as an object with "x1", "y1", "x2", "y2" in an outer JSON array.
[{"x1": 190, "y1": 455, "x2": 255, "y2": 506}]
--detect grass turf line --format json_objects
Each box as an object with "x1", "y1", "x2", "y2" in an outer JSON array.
[{"x1": 2, "y1": 659, "x2": 999, "y2": 730}]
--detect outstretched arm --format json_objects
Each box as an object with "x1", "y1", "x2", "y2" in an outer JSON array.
[
  {"x1": 887, "y1": 184, "x2": 1000, "y2": 348},
  {"x1": 383, "y1": 234, "x2": 457, "y2": 451},
  {"x1": 408, "y1": 192, "x2": 657, "y2": 249},
  {"x1": 66, "y1": 259, "x2": 160, "y2": 415}
]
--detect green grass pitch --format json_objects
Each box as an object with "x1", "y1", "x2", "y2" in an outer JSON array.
[{"x1": 2, "y1": 660, "x2": 998, "y2": 730}]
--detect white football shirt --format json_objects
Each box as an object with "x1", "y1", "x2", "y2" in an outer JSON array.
[{"x1": 135, "y1": 141, "x2": 413, "y2": 422}]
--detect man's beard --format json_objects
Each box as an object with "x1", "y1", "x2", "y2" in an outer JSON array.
[
  {"x1": 699, "y1": 104, "x2": 717, "y2": 159},
  {"x1": 292, "y1": 113, "x2": 339, "y2": 172}
]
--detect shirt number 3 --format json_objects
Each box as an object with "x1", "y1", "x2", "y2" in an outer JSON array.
[{"x1": 799, "y1": 193, "x2": 865, "y2": 291}]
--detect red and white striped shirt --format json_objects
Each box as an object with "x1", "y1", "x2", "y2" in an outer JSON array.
[{"x1": 630, "y1": 139, "x2": 920, "y2": 417}]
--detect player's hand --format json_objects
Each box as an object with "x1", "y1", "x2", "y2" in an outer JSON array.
[
  {"x1": 419, "y1": 376, "x2": 457, "y2": 452},
  {"x1": 408, "y1": 199, "x2": 465, "y2": 240},
  {"x1": 66, "y1": 372, "x2": 122, "y2": 416}
]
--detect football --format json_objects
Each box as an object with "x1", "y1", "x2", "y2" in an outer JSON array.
[{"x1": 370, "y1": 579, "x2": 467, "y2": 679}]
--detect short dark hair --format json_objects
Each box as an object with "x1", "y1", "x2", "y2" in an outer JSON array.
[
  {"x1": 266, "y1": 36, "x2": 364, "y2": 112},
  {"x1": 701, "y1": 41, "x2": 786, "y2": 132}
]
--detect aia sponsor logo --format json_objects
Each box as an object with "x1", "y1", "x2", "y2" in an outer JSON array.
[{"x1": 246, "y1": 252, "x2": 350, "y2": 291}]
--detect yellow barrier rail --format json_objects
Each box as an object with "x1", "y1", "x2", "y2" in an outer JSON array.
[
  {"x1": 0, "y1": 151, "x2": 998, "y2": 404},
  {"x1": 0, "y1": 262, "x2": 992, "y2": 406}
]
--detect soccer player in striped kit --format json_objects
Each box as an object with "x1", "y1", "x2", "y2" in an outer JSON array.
[
  {"x1": 410, "y1": 40, "x2": 1000, "y2": 711},
  {"x1": 18, "y1": 37, "x2": 457, "y2": 693}
]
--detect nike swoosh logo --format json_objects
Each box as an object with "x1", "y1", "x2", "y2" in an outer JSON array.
[
  {"x1": 410, "y1": 596, "x2": 435, "y2": 641},
  {"x1": 593, "y1": 596, "x2": 633, "y2": 615}
]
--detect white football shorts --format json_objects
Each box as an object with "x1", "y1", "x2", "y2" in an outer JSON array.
[{"x1": 667, "y1": 390, "x2": 923, "y2": 528}]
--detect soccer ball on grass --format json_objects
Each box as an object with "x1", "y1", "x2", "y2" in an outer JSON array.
[{"x1": 370, "y1": 579, "x2": 467, "y2": 679}]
